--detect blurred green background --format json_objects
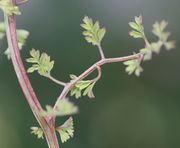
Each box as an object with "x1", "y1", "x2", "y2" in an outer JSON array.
[{"x1": 0, "y1": 0, "x2": 180, "y2": 148}]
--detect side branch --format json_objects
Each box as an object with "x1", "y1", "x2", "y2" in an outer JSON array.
[
  {"x1": 53, "y1": 53, "x2": 142, "y2": 114},
  {"x1": 47, "y1": 74, "x2": 67, "y2": 86}
]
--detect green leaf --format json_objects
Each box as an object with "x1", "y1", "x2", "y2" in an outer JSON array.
[
  {"x1": 4, "y1": 29, "x2": 29, "y2": 59},
  {"x1": 69, "y1": 74, "x2": 78, "y2": 80},
  {"x1": 41, "y1": 98, "x2": 78, "y2": 117},
  {"x1": 27, "y1": 67, "x2": 36, "y2": 73},
  {"x1": 17, "y1": 29, "x2": 30, "y2": 44},
  {"x1": 129, "y1": 15, "x2": 144, "y2": 39},
  {"x1": 0, "y1": 0, "x2": 21, "y2": 16},
  {"x1": 70, "y1": 75, "x2": 96, "y2": 99},
  {"x1": 129, "y1": 31, "x2": 143, "y2": 38},
  {"x1": 164, "y1": 41, "x2": 176, "y2": 50},
  {"x1": 140, "y1": 48, "x2": 152, "y2": 61},
  {"x1": 0, "y1": 22, "x2": 5, "y2": 32},
  {"x1": 26, "y1": 49, "x2": 54, "y2": 77},
  {"x1": 31, "y1": 127, "x2": 44, "y2": 139},
  {"x1": 98, "y1": 28, "x2": 106, "y2": 42},
  {"x1": 152, "y1": 20, "x2": 170, "y2": 42},
  {"x1": 83, "y1": 82, "x2": 96, "y2": 98},
  {"x1": 135, "y1": 15, "x2": 143, "y2": 25},
  {"x1": 150, "y1": 41, "x2": 162, "y2": 54},
  {"x1": 124, "y1": 59, "x2": 143, "y2": 77},
  {"x1": 152, "y1": 21, "x2": 175, "y2": 51},
  {"x1": 0, "y1": 22, "x2": 5, "y2": 39},
  {"x1": 81, "y1": 16, "x2": 106, "y2": 45},
  {"x1": 129, "y1": 22, "x2": 139, "y2": 31},
  {"x1": 56, "y1": 117, "x2": 74, "y2": 143}
]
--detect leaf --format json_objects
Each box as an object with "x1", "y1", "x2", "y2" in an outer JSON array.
[
  {"x1": 152, "y1": 20, "x2": 170, "y2": 42},
  {"x1": 135, "y1": 15, "x2": 143, "y2": 25},
  {"x1": 150, "y1": 42, "x2": 162, "y2": 54},
  {"x1": 129, "y1": 31, "x2": 143, "y2": 38},
  {"x1": 26, "y1": 49, "x2": 54, "y2": 77},
  {"x1": 0, "y1": 22, "x2": 5, "y2": 39},
  {"x1": 70, "y1": 75, "x2": 96, "y2": 99},
  {"x1": 17, "y1": 29, "x2": 30, "y2": 44},
  {"x1": 69, "y1": 74, "x2": 78, "y2": 80},
  {"x1": 0, "y1": 0, "x2": 21, "y2": 16},
  {"x1": 81, "y1": 16, "x2": 106, "y2": 45},
  {"x1": 124, "y1": 59, "x2": 143, "y2": 77},
  {"x1": 56, "y1": 117, "x2": 74, "y2": 143},
  {"x1": 152, "y1": 21, "x2": 175, "y2": 51},
  {"x1": 0, "y1": 22, "x2": 5, "y2": 32},
  {"x1": 41, "y1": 98, "x2": 78, "y2": 117},
  {"x1": 164, "y1": 41, "x2": 176, "y2": 50},
  {"x1": 140, "y1": 48, "x2": 152, "y2": 61},
  {"x1": 129, "y1": 15, "x2": 144, "y2": 39},
  {"x1": 98, "y1": 28, "x2": 106, "y2": 42},
  {"x1": 83, "y1": 82, "x2": 96, "y2": 98},
  {"x1": 30, "y1": 127, "x2": 44, "y2": 139},
  {"x1": 4, "y1": 29, "x2": 29, "y2": 59},
  {"x1": 27, "y1": 67, "x2": 36, "y2": 73},
  {"x1": 129, "y1": 22, "x2": 139, "y2": 31}
]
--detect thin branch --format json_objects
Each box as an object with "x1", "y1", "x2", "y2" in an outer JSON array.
[
  {"x1": 52, "y1": 53, "x2": 142, "y2": 115},
  {"x1": 97, "y1": 43, "x2": 105, "y2": 59},
  {"x1": 93, "y1": 66, "x2": 102, "y2": 82},
  {"x1": 47, "y1": 74, "x2": 67, "y2": 86},
  {"x1": 16, "y1": 0, "x2": 29, "y2": 6}
]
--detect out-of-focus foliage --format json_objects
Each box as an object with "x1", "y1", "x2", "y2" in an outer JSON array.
[
  {"x1": 41, "y1": 98, "x2": 78, "y2": 117},
  {"x1": 124, "y1": 16, "x2": 175, "y2": 76},
  {"x1": 0, "y1": 0, "x2": 21, "y2": 15}
]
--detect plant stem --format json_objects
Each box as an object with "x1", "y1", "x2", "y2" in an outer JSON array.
[
  {"x1": 5, "y1": 0, "x2": 60, "y2": 147},
  {"x1": 47, "y1": 74, "x2": 66, "y2": 86},
  {"x1": 97, "y1": 43, "x2": 105, "y2": 59},
  {"x1": 16, "y1": 0, "x2": 29, "y2": 6},
  {"x1": 93, "y1": 66, "x2": 102, "y2": 82},
  {"x1": 52, "y1": 53, "x2": 142, "y2": 115}
]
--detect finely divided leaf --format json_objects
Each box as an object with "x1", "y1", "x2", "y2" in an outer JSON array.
[
  {"x1": 152, "y1": 20, "x2": 175, "y2": 51},
  {"x1": 70, "y1": 75, "x2": 96, "y2": 99},
  {"x1": 41, "y1": 98, "x2": 78, "y2": 117},
  {"x1": 129, "y1": 15, "x2": 144, "y2": 39},
  {"x1": 56, "y1": 117, "x2": 74, "y2": 143},
  {"x1": 140, "y1": 48, "x2": 152, "y2": 61},
  {"x1": 0, "y1": 22, "x2": 5, "y2": 39},
  {"x1": 81, "y1": 16, "x2": 106, "y2": 45},
  {"x1": 31, "y1": 127, "x2": 44, "y2": 139},
  {"x1": 124, "y1": 59, "x2": 143, "y2": 76},
  {"x1": 26, "y1": 49, "x2": 54, "y2": 77},
  {"x1": 4, "y1": 29, "x2": 29, "y2": 59},
  {"x1": 0, "y1": 0, "x2": 21, "y2": 15}
]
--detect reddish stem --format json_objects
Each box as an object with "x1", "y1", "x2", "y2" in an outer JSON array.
[
  {"x1": 4, "y1": 0, "x2": 60, "y2": 148},
  {"x1": 52, "y1": 53, "x2": 142, "y2": 117}
]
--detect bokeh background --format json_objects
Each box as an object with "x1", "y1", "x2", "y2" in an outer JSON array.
[{"x1": 0, "y1": 0, "x2": 180, "y2": 148}]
